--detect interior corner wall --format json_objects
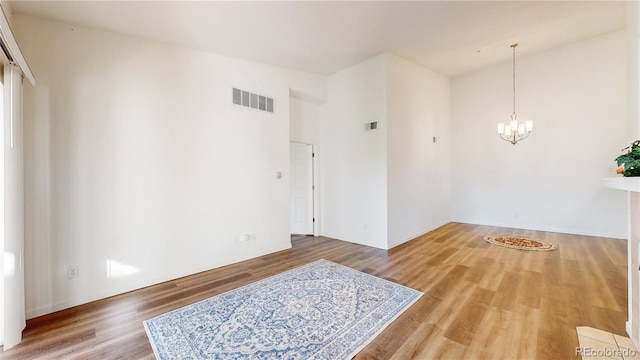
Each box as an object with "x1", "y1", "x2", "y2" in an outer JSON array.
[
  {"x1": 318, "y1": 54, "x2": 388, "y2": 249},
  {"x1": 451, "y1": 30, "x2": 628, "y2": 238},
  {"x1": 386, "y1": 54, "x2": 451, "y2": 248},
  {"x1": 15, "y1": 15, "x2": 326, "y2": 318}
]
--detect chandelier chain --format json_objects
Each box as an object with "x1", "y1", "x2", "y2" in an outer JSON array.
[{"x1": 512, "y1": 43, "x2": 517, "y2": 115}]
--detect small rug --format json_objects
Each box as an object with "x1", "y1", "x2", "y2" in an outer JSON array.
[
  {"x1": 143, "y1": 259, "x2": 423, "y2": 360},
  {"x1": 484, "y1": 235, "x2": 557, "y2": 251}
]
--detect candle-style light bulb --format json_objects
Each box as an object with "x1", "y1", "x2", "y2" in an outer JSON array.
[{"x1": 497, "y1": 123, "x2": 505, "y2": 134}]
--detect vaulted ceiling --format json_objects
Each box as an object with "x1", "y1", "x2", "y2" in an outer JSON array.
[{"x1": 8, "y1": 1, "x2": 626, "y2": 77}]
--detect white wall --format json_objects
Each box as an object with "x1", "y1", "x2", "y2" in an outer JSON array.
[
  {"x1": 630, "y1": 1, "x2": 640, "y2": 141},
  {"x1": 627, "y1": 1, "x2": 640, "y2": 346},
  {"x1": 318, "y1": 53, "x2": 452, "y2": 249},
  {"x1": 289, "y1": 96, "x2": 320, "y2": 145},
  {"x1": 319, "y1": 55, "x2": 388, "y2": 249},
  {"x1": 451, "y1": 31, "x2": 628, "y2": 238},
  {"x1": 16, "y1": 15, "x2": 326, "y2": 318},
  {"x1": 2, "y1": 65, "x2": 26, "y2": 349},
  {"x1": 0, "y1": 63, "x2": 4, "y2": 347},
  {"x1": 386, "y1": 54, "x2": 451, "y2": 247},
  {"x1": 1, "y1": 0, "x2": 15, "y2": 347}
]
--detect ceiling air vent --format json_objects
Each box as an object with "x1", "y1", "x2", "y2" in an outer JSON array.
[{"x1": 232, "y1": 87, "x2": 274, "y2": 113}]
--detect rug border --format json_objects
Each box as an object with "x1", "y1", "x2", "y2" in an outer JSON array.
[
  {"x1": 143, "y1": 320, "x2": 163, "y2": 360},
  {"x1": 142, "y1": 259, "x2": 424, "y2": 360}
]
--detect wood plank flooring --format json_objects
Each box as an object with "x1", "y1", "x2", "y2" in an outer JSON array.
[{"x1": 0, "y1": 222, "x2": 628, "y2": 359}]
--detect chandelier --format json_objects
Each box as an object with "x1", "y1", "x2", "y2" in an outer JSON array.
[{"x1": 497, "y1": 43, "x2": 533, "y2": 145}]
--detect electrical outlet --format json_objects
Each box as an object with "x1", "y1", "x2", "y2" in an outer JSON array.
[
  {"x1": 235, "y1": 233, "x2": 256, "y2": 243},
  {"x1": 67, "y1": 266, "x2": 79, "y2": 279}
]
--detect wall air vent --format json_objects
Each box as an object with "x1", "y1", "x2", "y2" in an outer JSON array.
[{"x1": 232, "y1": 87, "x2": 274, "y2": 113}]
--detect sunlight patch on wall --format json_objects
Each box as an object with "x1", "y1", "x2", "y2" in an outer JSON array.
[
  {"x1": 3, "y1": 252, "x2": 15, "y2": 277},
  {"x1": 106, "y1": 259, "x2": 139, "y2": 279}
]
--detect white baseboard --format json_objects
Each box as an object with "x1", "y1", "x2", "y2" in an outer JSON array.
[
  {"x1": 25, "y1": 242, "x2": 292, "y2": 319},
  {"x1": 387, "y1": 221, "x2": 450, "y2": 249},
  {"x1": 451, "y1": 218, "x2": 627, "y2": 240}
]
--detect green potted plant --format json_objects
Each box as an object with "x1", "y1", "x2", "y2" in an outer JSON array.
[{"x1": 615, "y1": 140, "x2": 640, "y2": 177}]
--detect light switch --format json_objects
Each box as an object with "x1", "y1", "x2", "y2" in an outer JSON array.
[{"x1": 276, "y1": 171, "x2": 282, "y2": 179}]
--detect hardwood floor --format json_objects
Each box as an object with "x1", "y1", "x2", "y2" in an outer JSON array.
[{"x1": 0, "y1": 222, "x2": 628, "y2": 359}]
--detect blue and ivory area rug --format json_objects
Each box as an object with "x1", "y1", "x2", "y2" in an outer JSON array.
[{"x1": 143, "y1": 259, "x2": 423, "y2": 359}]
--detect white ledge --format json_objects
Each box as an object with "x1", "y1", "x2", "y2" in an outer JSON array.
[{"x1": 602, "y1": 177, "x2": 640, "y2": 192}]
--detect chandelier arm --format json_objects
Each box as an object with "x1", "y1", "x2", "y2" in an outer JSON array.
[
  {"x1": 499, "y1": 130, "x2": 534, "y2": 145},
  {"x1": 511, "y1": 131, "x2": 531, "y2": 144},
  {"x1": 499, "y1": 133, "x2": 518, "y2": 145}
]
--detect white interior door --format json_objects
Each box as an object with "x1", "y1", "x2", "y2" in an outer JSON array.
[{"x1": 290, "y1": 143, "x2": 313, "y2": 235}]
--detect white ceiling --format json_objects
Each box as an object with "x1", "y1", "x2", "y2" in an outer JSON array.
[{"x1": 8, "y1": 1, "x2": 626, "y2": 77}]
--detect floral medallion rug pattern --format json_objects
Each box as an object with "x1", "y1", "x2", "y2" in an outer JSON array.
[
  {"x1": 143, "y1": 259, "x2": 423, "y2": 360},
  {"x1": 483, "y1": 235, "x2": 557, "y2": 251}
]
